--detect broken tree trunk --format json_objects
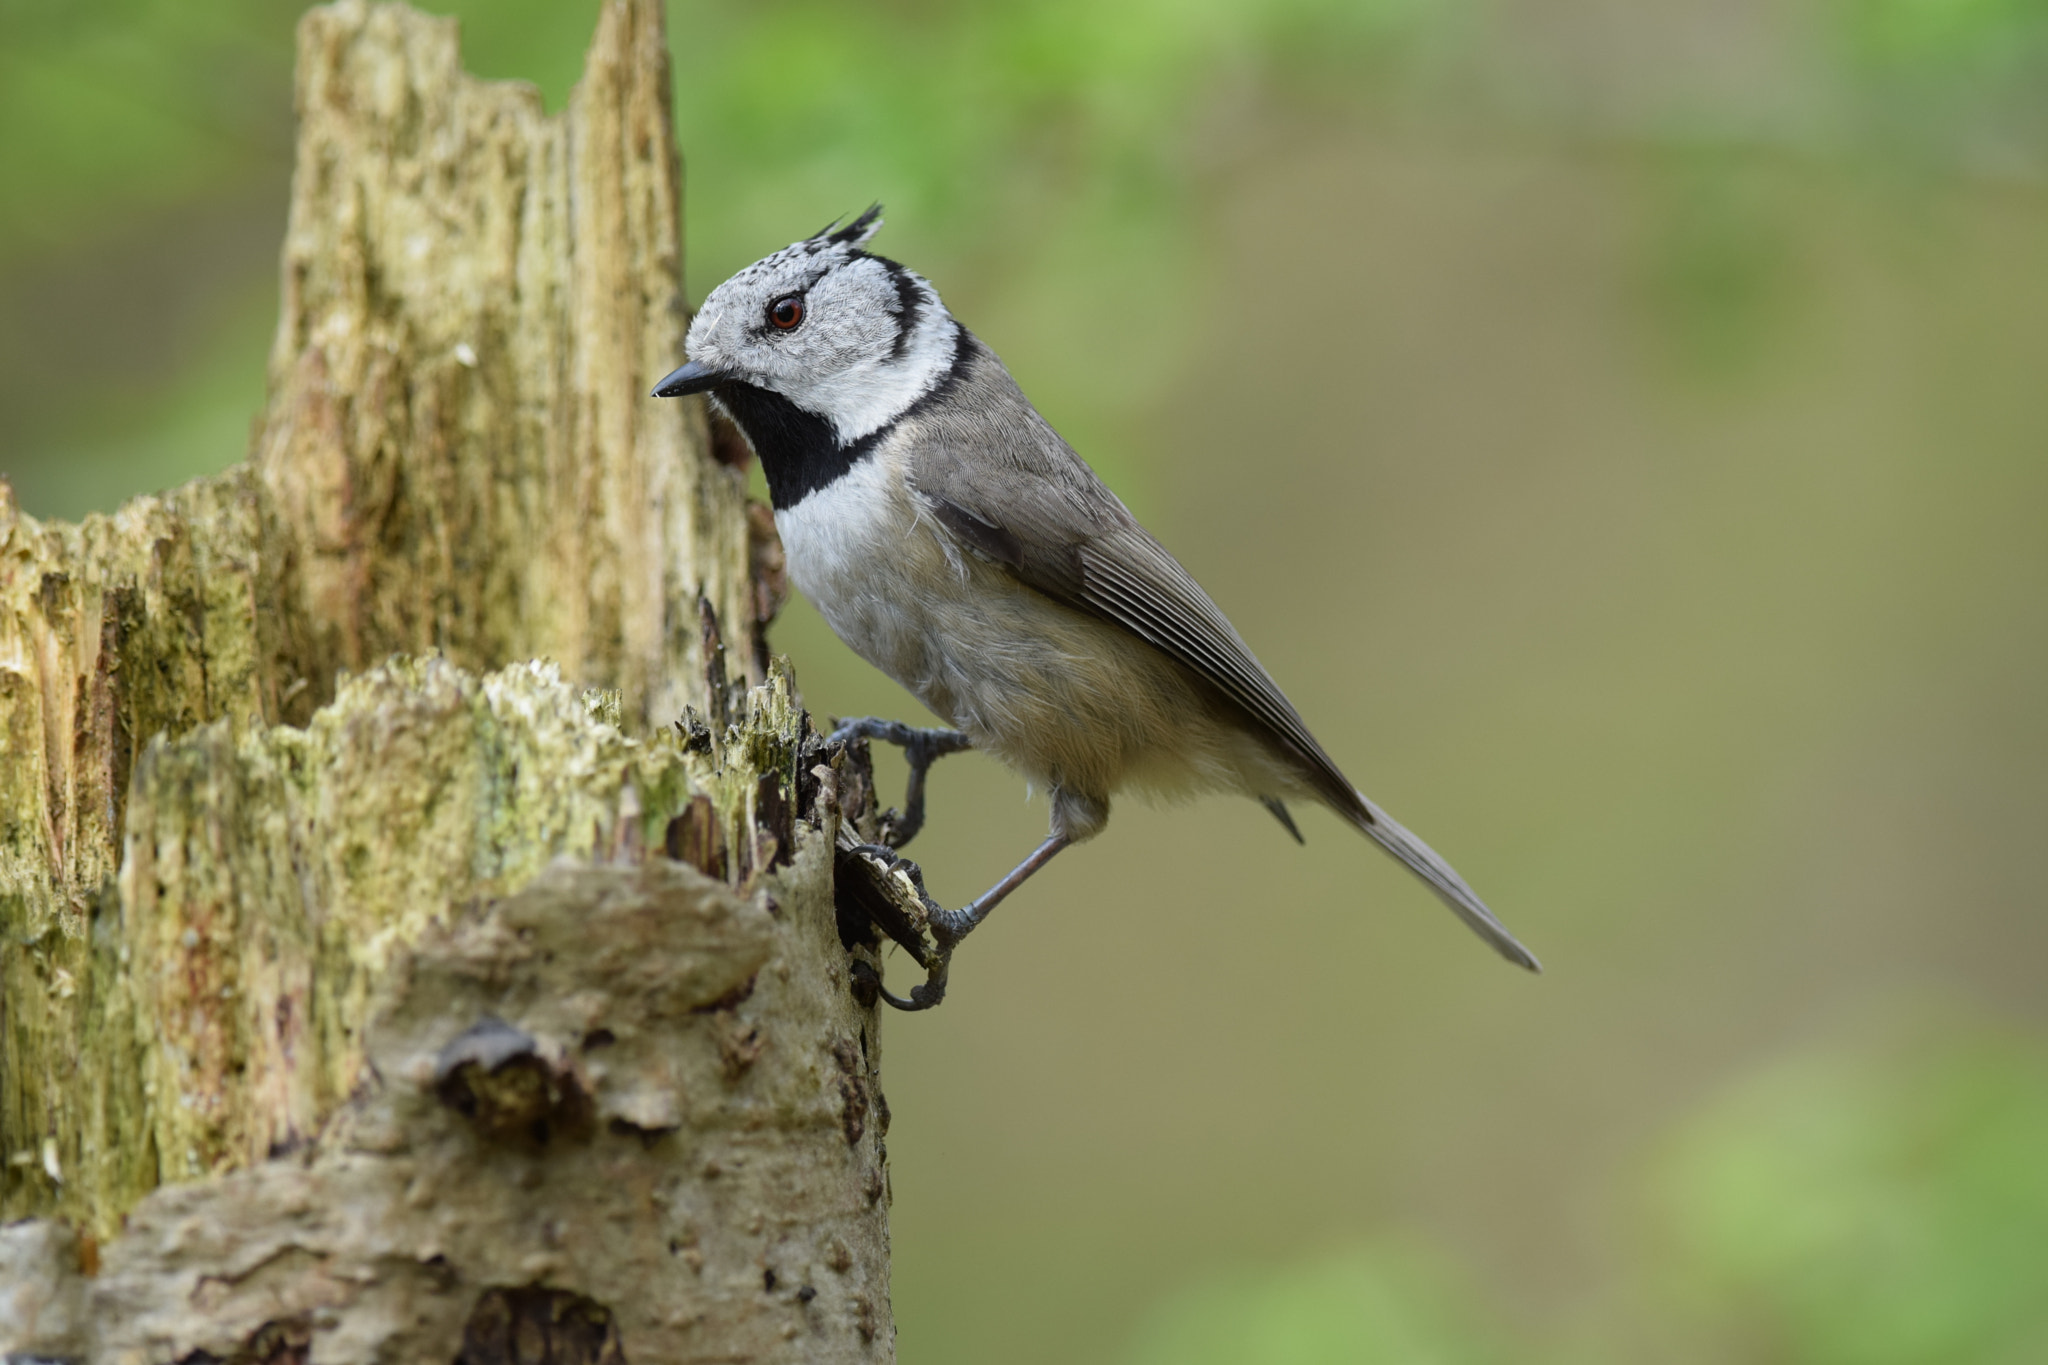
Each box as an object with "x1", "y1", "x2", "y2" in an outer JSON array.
[{"x1": 0, "y1": 3, "x2": 903, "y2": 1359}]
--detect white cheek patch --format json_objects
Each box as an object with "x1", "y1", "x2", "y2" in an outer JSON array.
[{"x1": 796, "y1": 312, "x2": 959, "y2": 445}]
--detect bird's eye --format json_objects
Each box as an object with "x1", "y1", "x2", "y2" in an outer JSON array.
[{"x1": 768, "y1": 294, "x2": 805, "y2": 330}]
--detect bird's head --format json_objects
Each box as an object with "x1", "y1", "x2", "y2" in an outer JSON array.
[{"x1": 654, "y1": 207, "x2": 957, "y2": 446}]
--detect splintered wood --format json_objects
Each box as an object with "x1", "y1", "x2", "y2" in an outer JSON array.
[{"x1": 0, "y1": 3, "x2": 892, "y2": 1360}]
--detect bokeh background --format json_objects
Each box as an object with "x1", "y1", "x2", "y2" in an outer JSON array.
[{"x1": 7, "y1": 1, "x2": 2048, "y2": 1360}]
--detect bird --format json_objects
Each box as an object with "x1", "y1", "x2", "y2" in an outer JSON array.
[{"x1": 655, "y1": 206, "x2": 1538, "y2": 1009}]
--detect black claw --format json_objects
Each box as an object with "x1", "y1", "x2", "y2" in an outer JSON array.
[
  {"x1": 885, "y1": 956, "x2": 951, "y2": 1012},
  {"x1": 848, "y1": 944, "x2": 947, "y2": 1011}
]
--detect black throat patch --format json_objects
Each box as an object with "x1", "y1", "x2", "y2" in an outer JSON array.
[{"x1": 714, "y1": 327, "x2": 972, "y2": 510}]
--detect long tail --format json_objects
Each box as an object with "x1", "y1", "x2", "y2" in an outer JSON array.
[{"x1": 1342, "y1": 794, "x2": 1541, "y2": 972}]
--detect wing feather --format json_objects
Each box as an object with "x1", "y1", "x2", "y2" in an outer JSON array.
[
  {"x1": 894, "y1": 332, "x2": 1539, "y2": 970},
  {"x1": 917, "y1": 476, "x2": 1357, "y2": 812},
  {"x1": 1075, "y1": 533, "x2": 1346, "y2": 803}
]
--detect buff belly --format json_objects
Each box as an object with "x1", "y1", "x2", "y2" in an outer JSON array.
[{"x1": 775, "y1": 458, "x2": 1302, "y2": 839}]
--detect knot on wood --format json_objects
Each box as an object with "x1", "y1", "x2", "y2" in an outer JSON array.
[
  {"x1": 456, "y1": 1287, "x2": 625, "y2": 1365},
  {"x1": 174, "y1": 1313, "x2": 311, "y2": 1365},
  {"x1": 434, "y1": 1018, "x2": 591, "y2": 1147},
  {"x1": 831, "y1": 1038, "x2": 870, "y2": 1148}
]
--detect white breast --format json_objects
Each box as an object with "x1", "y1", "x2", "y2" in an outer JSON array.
[
  {"x1": 774, "y1": 452, "x2": 950, "y2": 700},
  {"x1": 771, "y1": 443, "x2": 1238, "y2": 809},
  {"x1": 773, "y1": 445, "x2": 1076, "y2": 740}
]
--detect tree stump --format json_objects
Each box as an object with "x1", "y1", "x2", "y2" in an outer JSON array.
[{"x1": 0, "y1": 3, "x2": 900, "y2": 1358}]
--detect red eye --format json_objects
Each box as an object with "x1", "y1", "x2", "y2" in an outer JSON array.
[{"x1": 768, "y1": 295, "x2": 804, "y2": 330}]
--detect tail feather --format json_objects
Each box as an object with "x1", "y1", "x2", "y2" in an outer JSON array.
[{"x1": 1344, "y1": 795, "x2": 1541, "y2": 973}]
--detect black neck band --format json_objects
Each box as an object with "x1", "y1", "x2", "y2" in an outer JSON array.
[{"x1": 716, "y1": 326, "x2": 973, "y2": 510}]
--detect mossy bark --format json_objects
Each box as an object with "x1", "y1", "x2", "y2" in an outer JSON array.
[{"x1": 0, "y1": 3, "x2": 896, "y2": 1359}]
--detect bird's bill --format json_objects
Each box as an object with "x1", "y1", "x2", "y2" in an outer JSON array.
[{"x1": 651, "y1": 359, "x2": 729, "y2": 398}]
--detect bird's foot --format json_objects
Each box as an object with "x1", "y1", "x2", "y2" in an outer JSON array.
[
  {"x1": 851, "y1": 954, "x2": 951, "y2": 1012},
  {"x1": 837, "y1": 811, "x2": 1070, "y2": 1015},
  {"x1": 847, "y1": 842, "x2": 985, "y2": 945},
  {"x1": 842, "y1": 841, "x2": 962, "y2": 1011},
  {"x1": 827, "y1": 718, "x2": 972, "y2": 849}
]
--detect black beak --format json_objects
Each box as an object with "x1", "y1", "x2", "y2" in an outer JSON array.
[{"x1": 651, "y1": 359, "x2": 729, "y2": 398}]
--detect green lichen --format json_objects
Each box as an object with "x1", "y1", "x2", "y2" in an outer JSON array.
[
  {"x1": 1, "y1": 0, "x2": 771, "y2": 1243},
  {"x1": 4, "y1": 653, "x2": 813, "y2": 1236}
]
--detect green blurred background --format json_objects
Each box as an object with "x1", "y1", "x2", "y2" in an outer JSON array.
[{"x1": 6, "y1": 1, "x2": 2047, "y2": 1360}]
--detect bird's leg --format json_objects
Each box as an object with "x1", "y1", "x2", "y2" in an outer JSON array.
[
  {"x1": 842, "y1": 834, "x2": 1071, "y2": 1011},
  {"x1": 827, "y1": 717, "x2": 972, "y2": 849},
  {"x1": 926, "y1": 834, "x2": 1070, "y2": 950}
]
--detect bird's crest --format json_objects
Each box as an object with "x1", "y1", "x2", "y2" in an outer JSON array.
[{"x1": 807, "y1": 204, "x2": 885, "y2": 252}]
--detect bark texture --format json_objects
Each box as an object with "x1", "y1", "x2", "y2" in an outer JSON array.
[
  {"x1": 1, "y1": 3, "x2": 897, "y2": 1359},
  {"x1": 259, "y1": 0, "x2": 753, "y2": 731}
]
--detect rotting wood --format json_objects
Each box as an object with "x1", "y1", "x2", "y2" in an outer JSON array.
[{"x1": 0, "y1": 2, "x2": 911, "y2": 1358}]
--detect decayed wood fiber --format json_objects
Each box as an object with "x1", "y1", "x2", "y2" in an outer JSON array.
[
  {"x1": 1, "y1": 2, "x2": 896, "y2": 1358},
  {"x1": 1, "y1": 0, "x2": 760, "y2": 1224},
  {"x1": 3, "y1": 659, "x2": 894, "y2": 1361},
  {"x1": 259, "y1": 0, "x2": 753, "y2": 732},
  {"x1": 0, "y1": 475, "x2": 286, "y2": 1228}
]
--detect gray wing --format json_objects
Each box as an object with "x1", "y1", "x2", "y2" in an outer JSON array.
[
  {"x1": 901, "y1": 337, "x2": 1354, "y2": 811},
  {"x1": 899, "y1": 335, "x2": 1541, "y2": 971}
]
